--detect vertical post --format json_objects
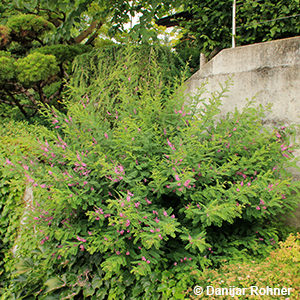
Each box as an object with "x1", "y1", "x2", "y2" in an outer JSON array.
[
  {"x1": 199, "y1": 53, "x2": 207, "y2": 69},
  {"x1": 232, "y1": 0, "x2": 236, "y2": 48}
]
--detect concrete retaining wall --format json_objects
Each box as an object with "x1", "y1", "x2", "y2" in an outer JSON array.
[{"x1": 185, "y1": 36, "x2": 300, "y2": 125}]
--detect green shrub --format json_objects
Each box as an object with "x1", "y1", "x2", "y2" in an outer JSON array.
[
  {"x1": 0, "y1": 55, "x2": 15, "y2": 82},
  {"x1": 1, "y1": 49, "x2": 299, "y2": 299},
  {"x1": 0, "y1": 121, "x2": 50, "y2": 295},
  {"x1": 6, "y1": 14, "x2": 54, "y2": 43},
  {"x1": 16, "y1": 52, "x2": 59, "y2": 86},
  {"x1": 188, "y1": 233, "x2": 300, "y2": 299}
]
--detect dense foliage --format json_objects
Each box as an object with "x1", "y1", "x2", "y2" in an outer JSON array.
[
  {"x1": 0, "y1": 121, "x2": 48, "y2": 295},
  {"x1": 188, "y1": 233, "x2": 300, "y2": 299},
  {"x1": 0, "y1": 49, "x2": 299, "y2": 299},
  {"x1": 0, "y1": 0, "x2": 176, "y2": 120}
]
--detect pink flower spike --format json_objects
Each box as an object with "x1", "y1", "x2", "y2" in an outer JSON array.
[
  {"x1": 171, "y1": 214, "x2": 175, "y2": 218},
  {"x1": 163, "y1": 211, "x2": 168, "y2": 217},
  {"x1": 80, "y1": 245, "x2": 85, "y2": 251},
  {"x1": 263, "y1": 206, "x2": 267, "y2": 210},
  {"x1": 126, "y1": 251, "x2": 130, "y2": 255},
  {"x1": 184, "y1": 179, "x2": 191, "y2": 187},
  {"x1": 240, "y1": 181, "x2": 244, "y2": 187},
  {"x1": 233, "y1": 127, "x2": 237, "y2": 131},
  {"x1": 260, "y1": 199, "x2": 265, "y2": 205},
  {"x1": 174, "y1": 262, "x2": 177, "y2": 266},
  {"x1": 104, "y1": 133, "x2": 108, "y2": 139},
  {"x1": 275, "y1": 132, "x2": 281, "y2": 138},
  {"x1": 236, "y1": 188, "x2": 240, "y2": 192},
  {"x1": 5, "y1": 158, "x2": 13, "y2": 165},
  {"x1": 146, "y1": 260, "x2": 150, "y2": 264},
  {"x1": 142, "y1": 256, "x2": 146, "y2": 261},
  {"x1": 256, "y1": 206, "x2": 260, "y2": 210}
]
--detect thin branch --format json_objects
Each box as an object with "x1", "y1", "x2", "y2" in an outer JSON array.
[
  {"x1": 35, "y1": 37, "x2": 45, "y2": 46},
  {"x1": 6, "y1": 91, "x2": 29, "y2": 119},
  {"x1": 0, "y1": 98, "x2": 14, "y2": 106},
  {"x1": 34, "y1": 83, "x2": 49, "y2": 108},
  {"x1": 48, "y1": 64, "x2": 65, "y2": 103},
  {"x1": 85, "y1": 21, "x2": 104, "y2": 45},
  {"x1": 73, "y1": 20, "x2": 102, "y2": 44},
  {"x1": 14, "y1": 84, "x2": 38, "y2": 106}
]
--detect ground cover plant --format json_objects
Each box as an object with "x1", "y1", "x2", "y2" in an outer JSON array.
[{"x1": 0, "y1": 47, "x2": 299, "y2": 299}]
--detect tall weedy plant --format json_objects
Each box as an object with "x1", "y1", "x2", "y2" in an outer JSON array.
[{"x1": 1, "y1": 46, "x2": 299, "y2": 299}]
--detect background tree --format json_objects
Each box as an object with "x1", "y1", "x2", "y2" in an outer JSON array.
[
  {"x1": 0, "y1": 0, "x2": 176, "y2": 121},
  {"x1": 157, "y1": 0, "x2": 300, "y2": 71}
]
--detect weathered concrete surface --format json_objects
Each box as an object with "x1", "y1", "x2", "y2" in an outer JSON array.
[
  {"x1": 185, "y1": 36, "x2": 300, "y2": 227},
  {"x1": 185, "y1": 36, "x2": 300, "y2": 125}
]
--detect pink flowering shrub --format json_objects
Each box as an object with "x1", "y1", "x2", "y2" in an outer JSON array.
[{"x1": 1, "y1": 50, "x2": 299, "y2": 299}]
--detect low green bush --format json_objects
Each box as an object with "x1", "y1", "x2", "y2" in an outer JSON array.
[
  {"x1": 188, "y1": 233, "x2": 300, "y2": 299},
  {"x1": 1, "y1": 49, "x2": 299, "y2": 299}
]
